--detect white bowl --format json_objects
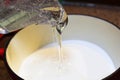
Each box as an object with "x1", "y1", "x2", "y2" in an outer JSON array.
[{"x1": 6, "y1": 15, "x2": 120, "y2": 80}]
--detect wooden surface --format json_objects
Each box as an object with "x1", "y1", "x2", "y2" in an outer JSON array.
[
  {"x1": 0, "y1": 5, "x2": 120, "y2": 80},
  {"x1": 64, "y1": 5, "x2": 120, "y2": 27}
]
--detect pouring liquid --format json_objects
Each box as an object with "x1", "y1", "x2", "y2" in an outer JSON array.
[{"x1": 43, "y1": 6, "x2": 68, "y2": 70}]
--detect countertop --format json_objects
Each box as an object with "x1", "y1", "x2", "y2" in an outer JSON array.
[{"x1": 0, "y1": 5, "x2": 120, "y2": 80}]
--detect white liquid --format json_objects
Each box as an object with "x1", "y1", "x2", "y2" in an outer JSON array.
[{"x1": 18, "y1": 40, "x2": 115, "y2": 80}]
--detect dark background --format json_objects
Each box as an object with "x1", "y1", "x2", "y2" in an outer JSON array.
[{"x1": 64, "y1": 0, "x2": 120, "y2": 6}]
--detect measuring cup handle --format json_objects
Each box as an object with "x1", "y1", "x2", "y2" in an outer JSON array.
[
  {"x1": 5, "y1": 0, "x2": 10, "y2": 5},
  {"x1": 0, "y1": 34, "x2": 4, "y2": 60},
  {"x1": 0, "y1": 34, "x2": 3, "y2": 38},
  {"x1": 0, "y1": 48, "x2": 4, "y2": 60}
]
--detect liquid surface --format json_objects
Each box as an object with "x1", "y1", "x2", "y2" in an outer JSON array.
[{"x1": 18, "y1": 40, "x2": 115, "y2": 80}]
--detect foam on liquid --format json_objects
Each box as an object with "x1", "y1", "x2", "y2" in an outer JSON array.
[{"x1": 18, "y1": 40, "x2": 115, "y2": 80}]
